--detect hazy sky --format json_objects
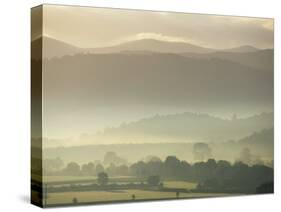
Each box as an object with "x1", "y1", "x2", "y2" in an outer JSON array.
[{"x1": 41, "y1": 4, "x2": 274, "y2": 49}]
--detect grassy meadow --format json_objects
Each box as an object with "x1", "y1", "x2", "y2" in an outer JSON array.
[
  {"x1": 39, "y1": 175, "x2": 233, "y2": 206},
  {"x1": 46, "y1": 190, "x2": 229, "y2": 205}
]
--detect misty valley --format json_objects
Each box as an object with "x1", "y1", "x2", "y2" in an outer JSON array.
[
  {"x1": 31, "y1": 112, "x2": 273, "y2": 206},
  {"x1": 31, "y1": 7, "x2": 274, "y2": 206},
  {"x1": 32, "y1": 141, "x2": 273, "y2": 206}
]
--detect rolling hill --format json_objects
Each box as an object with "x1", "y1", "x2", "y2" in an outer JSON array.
[
  {"x1": 181, "y1": 49, "x2": 273, "y2": 71},
  {"x1": 44, "y1": 124, "x2": 274, "y2": 164},
  {"x1": 32, "y1": 36, "x2": 266, "y2": 59},
  {"x1": 43, "y1": 52, "x2": 273, "y2": 110},
  {"x1": 221, "y1": 45, "x2": 259, "y2": 53},
  {"x1": 32, "y1": 37, "x2": 81, "y2": 59},
  {"x1": 88, "y1": 38, "x2": 215, "y2": 54},
  {"x1": 97, "y1": 112, "x2": 273, "y2": 143}
]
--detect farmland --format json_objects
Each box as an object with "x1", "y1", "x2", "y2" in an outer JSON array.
[
  {"x1": 39, "y1": 175, "x2": 232, "y2": 206},
  {"x1": 46, "y1": 189, "x2": 229, "y2": 205},
  {"x1": 43, "y1": 175, "x2": 140, "y2": 184},
  {"x1": 33, "y1": 154, "x2": 273, "y2": 207}
]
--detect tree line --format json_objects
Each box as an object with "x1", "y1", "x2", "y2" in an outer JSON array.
[{"x1": 44, "y1": 155, "x2": 273, "y2": 193}]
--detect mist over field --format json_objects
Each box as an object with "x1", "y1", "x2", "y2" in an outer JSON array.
[{"x1": 39, "y1": 37, "x2": 273, "y2": 142}]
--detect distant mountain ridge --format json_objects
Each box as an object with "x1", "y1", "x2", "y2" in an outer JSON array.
[
  {"x1": 238, "y1": 127, "x2": 273, "y2": 145},
  {"x1": 95, "y1": 112, "x2": 273, "y2": 143},
  {"x1": 36, "y1": 37, "x2": 274, "y2": 146},
  {"x1": 181, "y1": 49, "x2": 273, "y2": 71},
  {"x1": 88, "y1": 38, "x2": 215, "y2": 54},
  {"x1": 44, "y1": 51, "x2": 273, "y2": 111},
  {"x1": 32, "y1": 37, "x2": 81, "y2": 59},
  {"x1": 32, "y1": 36, "x2": 266, "y2": 59},
  {"x1": 222, "y1": 45, "x2": 259, "y2": 53}
]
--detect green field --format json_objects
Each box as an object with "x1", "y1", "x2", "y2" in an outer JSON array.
[
  {"x1": 42, "y1": 176, "x2": 197, "y2": 186},
  {"x1": 42, "y1": 175, "x2": 142, "y2": 185},
  {"x1": 164, "y1": 181, "x2": 197, "y2": 190},
  {"x1": 37, "y1": 176, "x2": 234, "y2": 206},
  {"x1": 46, "y1": 189, "x2": 229, "y2": 205},
  {"x1": 44, "y1": 175, "x2": 98, "y2": 182}
]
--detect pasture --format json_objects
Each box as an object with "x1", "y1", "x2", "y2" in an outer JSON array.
[
  {"x1": 46, "y1": 189, "x2": 228, "y2": 205},
  {"x1": 40, "y1": 175, "x2": 231, "y2": 206}
]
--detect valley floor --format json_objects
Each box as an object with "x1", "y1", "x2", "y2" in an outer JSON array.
[
  {"x1": 39, "y1": 175, "x2": 237, "y2": 207},
  {"x1": 46, "y1": 189, "x2": 231, "y2": 206}
]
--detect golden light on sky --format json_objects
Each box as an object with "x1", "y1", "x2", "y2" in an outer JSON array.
[{"x1": 40, "y1": 4, "x2": 274, "y2": 49}]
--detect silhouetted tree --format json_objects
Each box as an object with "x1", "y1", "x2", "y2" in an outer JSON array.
[
  {"x1": 238, "y1": 148, "x2": 252, "y2": 164},
  {"x1": 147, "y1": 175, "x2": 160, "y2": 186},
  {"x1": 131, "y1": 194, "x2": 136, "y2": 200},
  {"x1": 164, "y1": 156, "x2": 181, "y2": 177},
  {"x1": 97, "y1": 172, "x2": 109, "y2": 186},
  {"x1": 193, "y1": 143, "x2": 212, "y2": 161},
  {"x1": 256, "y1": 181, "x2": 273, "y2": 194},
  {"x1": 72, "y1": 197, "x2": 78, "y2": 204},
  {"x1": 95, "y1": 164, "x2": 104, "y2": 175},
  {"x1": 81, "y1": 162, "x2": 95, "y2": 176},
  {"x1": 104, "y1": 152, "x2": 127, "y2": 166},
  {"x1": 129, "y1": 156, "x2": 273, "y2": 193},
  {"x1": 64, "y1": 162, "x2": 80, "y2": 176},
  {"x1": 106, "y1": 163, "x2": 117, "y2": 176},
  {"x1": 116, "y1": 164, "x2": 129, "y2": 176},
  {"x1": 130, "y1": 161, "x2": 147, "y2": 176},
  {"x1": 44, "y1": 157, "x2": 64, "y2": 174},
  {"x1": 217, "y1": 160, "x2": 231, "y2": 168}
]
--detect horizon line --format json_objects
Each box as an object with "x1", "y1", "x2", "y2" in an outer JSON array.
[{"x1": 32, "y1": 35, "x2": 273, "y2": 51}]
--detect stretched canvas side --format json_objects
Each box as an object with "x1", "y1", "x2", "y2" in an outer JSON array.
[{"x1": 31, "y1": 5, "x2": 44, "y2": 208}]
